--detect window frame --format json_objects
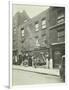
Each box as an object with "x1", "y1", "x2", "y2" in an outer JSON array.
[
  {"x1": 57, "y1": 30, "x2": 65, "y2": 41},
  {"x1": 36, "y1": 39, "x2": 40, "y2": 47},
  {"x1": 21, "y1": 27, "x2": 24, "y2": 37},
  {"x1": 41, "y1": 18, "x2": 46, "y2": 29},
  {"x1": 57, "y1": 14, "x2": 65, "y2": 24},
  {"x1": 13, "y1": 27, "x2": 16, "y2": 34},
  {"x1": 35, "y1": 21, "x2": 39, "y2": 31}
]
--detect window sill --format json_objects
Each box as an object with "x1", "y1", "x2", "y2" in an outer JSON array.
[{"x1": 41, "y1": 27, "x2": 47, "y2": 30}]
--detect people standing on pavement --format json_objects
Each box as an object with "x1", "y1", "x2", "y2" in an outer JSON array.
[
  {"x1": 18, "y1": 54, "x2": 22, "y2": 65},
  {"x1": 28, "y1": 55, "x2": 32, "y2": 66},
  {"x1": 23, "y1": 53, "x2": 28, "y2": 66},
  {"x1": 33, "y1": 57, "x2": 37, "y2": 68},
  {"x1": 31, "y1": 56, "x2": 34, "y2": 67}
]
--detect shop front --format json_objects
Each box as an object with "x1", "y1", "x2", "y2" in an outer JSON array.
[
  {"x1": 51, "y1": 42, "x2": 65, "y2": 68},
  {"x1": 33, "y1": 47, "x2": 50, "y2": 68}
]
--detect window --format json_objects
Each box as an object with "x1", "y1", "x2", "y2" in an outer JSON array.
[
  {"x1": 22, "y1": 30, "x2": 24, "y2": 36},
  {"x1": 42, "y1": 18, "x2": 46, "y2": 29},
  {"x1": 35, "y1": 22, "x2": 39, "y2": 31},
  {"x1": 58, "y1": 30, "x2": 64, "y2": 37},
  {"x1": 24, "y1": 19, "x2": 27, "y2": 23},
  {"x1": 21, "y1": 28, "x2": 24, "y2": 37},
  {"x1": 42, "y1": 34, "x2": 46, "y2": 44},
  {"x1": 58, "y1": 30, "x2": 65, "y2": 41},
  {"x1": 57, "y1": 14, "x2": 64, "y2": 24},
  {"x1": 13, "y1": 28, "x2": 16, "y2": 34},
  {"x1": 36, "y1": 39, "x2": 40, "y2": 47}
]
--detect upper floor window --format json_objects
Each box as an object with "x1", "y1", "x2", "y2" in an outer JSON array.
[
  {"x1": 57, "y1": 30, "x2": 65, "y2": 41},
  {"x1": 24, "y1": 19, "x2": 27, "y2": 23},
  {"x1": 58, "y1": 30, "x2": 64, "y2": 37},
  {"x1": 41, "y1": 18, "x2": 46, "y2": 29},
  {"x1": 35, "y1": 22, "x2": 39, "y2": 31},
  {"x1": 36, "y1": 39, "x2": 40, "y2": 47},
  {"x1": 21, "y1": 27, "x2": 24, "y2": 37},
  {"x1": 13, "y1": 27, "x2": 16, "y2": 34},
  {"x1": 57, "y1": 14, "x2": 65, "y2": 24}
]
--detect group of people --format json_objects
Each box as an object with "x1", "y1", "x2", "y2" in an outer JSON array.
[
  {"x1": 13, "y1": 52, "x2": 49, "y2": 68},
  {"x1": 13, "y1": 53, "x2": 37, "y2": 67}
]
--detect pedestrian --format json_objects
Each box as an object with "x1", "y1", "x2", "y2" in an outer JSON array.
[
  {"x1": 34, "y1": 57, "x2": 37, "y2": 68},
  {"x1": 28, "y1": 55, "x2": 32, "y2": 66},
  {"x1": 18, "y1": 54, "x2": 22, "y2": 65}
]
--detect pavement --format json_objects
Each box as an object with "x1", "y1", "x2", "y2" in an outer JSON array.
[{"x1": 13, "y1": 65, "x2": 60, "y2": 76}]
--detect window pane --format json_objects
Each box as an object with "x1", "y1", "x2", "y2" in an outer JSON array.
[
  {"x1": 35, "y1": 23, "x2": 39, "y2": 28},
  {"x1": 42, "y1": 20, "x2": 46, "y2": 25},
  {"x1": 57, "y1": 14, "x2": 64, "y2": 20},
  {"x1": 22, "y1": 30, "x2": 24, "y2": 36},
  {"x1": 35, "y1": 23, "x2": 39, "y2": 31},
  {"x1": 36, "y1": 39, "x2": 40, "y2": 47},
  {"x1": 35, "y1": 28, "x2": 39, "y2": 31},
  {"x1": 42, "y1": 19, "x2": 46, "y2": 29},
  {"x1": 58, "y1": 30, "x2": 65, "y2": 41},
  {"x1": 58, "y1": 36, "x2": 65, "y2": 41},
  {"x1": 42, "y1": 25, "x2": 46, "y2": 29},
  {"x1": 57, "y1": 14, "x2": 64, "y2": 24},
  {"x1": 21, "y1": 27, "x2": 24, "y2": 36},
  {"x1": 13, "y1": 28, "x2": 16, "y2": 34},
  {"x1": 57, "y1": 18, "x2": 64, "y2": 24},
  {"x1": 58, "y1": 31, "x2": 64, "y2": 37},
  {"x1": 14, "y1": 28, "x2": 16, "y2": 32}
]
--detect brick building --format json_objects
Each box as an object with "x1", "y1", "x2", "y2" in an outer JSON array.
[
  {"x1": 49, "y1": 7, "x2": 65, "y2": 68},
  {"x1": 12, "y1": 11, "x2": 30, "y2": 64},
  {"x1": 12, "y1": 6, "x2": 65, "y2": 68}
]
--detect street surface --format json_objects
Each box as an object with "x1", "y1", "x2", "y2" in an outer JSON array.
[{"x1": 12, "y1": 69, "x2": 63, "y2": 85}]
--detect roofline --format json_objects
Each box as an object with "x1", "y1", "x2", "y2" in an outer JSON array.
[{"x1": 31, "y1": 7, "x2": 50, "y2": 19}]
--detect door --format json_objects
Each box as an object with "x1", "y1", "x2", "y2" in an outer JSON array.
[{"x1": 53, "y1": 50, "x2": 61, "y2": 68}]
